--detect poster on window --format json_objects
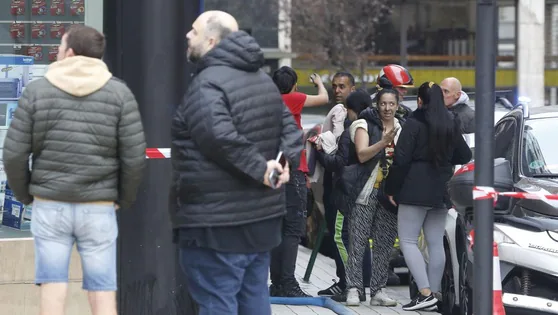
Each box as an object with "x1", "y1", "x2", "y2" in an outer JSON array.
[
  {"x1": 31, "y1": 0, "x2": 47, "y2": 16},
  {"x1": 10, "y1": 0, "x2": 25, "y2": 15},
  {"x1": 50, "y1": 24, "x2": 66, "y2": 39},
  {"x1": 10, "y1": 23, "x2": 25, "y2": 39},
  {"x1": 32, "y1": 24, "x2": 47, "y2": 39},
  {"x1": 49, "y1": 46, "x2": 59, "y2": 62},
  {"x1": 50, "y1": 0, "x2": 65, "y2": 16},
  {"x1": 70, "y1": 0, "x2": 85, "y2": 16},
  {"x1": 27, "y1": 46, "x2": 44, "y2": 61}
]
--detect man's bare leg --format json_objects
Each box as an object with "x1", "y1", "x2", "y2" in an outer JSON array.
[
  {"x1": 40, "y1": 283, "x2": 68, "y2": 315},
  {"x1": 88, "y1": 291, "x2": 117, "y2": 315}
]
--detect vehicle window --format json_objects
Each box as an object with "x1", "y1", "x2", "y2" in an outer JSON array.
[
  {"x1": 522, "y1": 118, "x2": 558, "y2": 176},
  {"x1": 494, "y1": 119, "x2": 516, "y2": 162}
]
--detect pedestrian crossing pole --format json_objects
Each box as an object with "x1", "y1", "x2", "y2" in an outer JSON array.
[
  {"x1": 474, "y1": 1, "x2": 498, "y2": 315},
  {"x1": 103, "y1": 0, "x2": 200, "y2": 314}
]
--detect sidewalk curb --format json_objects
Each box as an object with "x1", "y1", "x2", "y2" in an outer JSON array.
[{"x1": 270, "y1": 296, "x2": 353, "y2": 315}]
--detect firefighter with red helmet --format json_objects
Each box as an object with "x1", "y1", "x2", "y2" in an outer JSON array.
[{"x1": 373, "y1": 64, "x2": 415, "y2": 119}]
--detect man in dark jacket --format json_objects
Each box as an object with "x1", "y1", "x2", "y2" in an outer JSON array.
[
  {"x1": 172, "y1": 11, "x2": 302, "y2": 315},
  {"x1": 315, "y1": 89, "x2": 372, "y2": 302},
  {"x1": 441, "y1": 77, "x2": 475, "y2": 134},
  {"x1": 269, "y1": 67, "x2": 328, "y2": 298},
  {"x1": 3, "y1": 25, "x2": 146, "y2": 315}
]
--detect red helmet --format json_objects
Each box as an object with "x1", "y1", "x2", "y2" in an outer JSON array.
[{"x1": 377, "y1": 64, "x2": 414, "y2": 88}]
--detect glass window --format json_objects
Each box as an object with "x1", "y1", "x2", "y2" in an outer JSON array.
[
  {"x1": 0, "y1": 0, "x2": 93, "y2": 238},
  {"x1": 522, "y1": 118, "x2": 558, "y2": 176},
  {"x1": 0, "y1": 0, "x2": 86, "y2": 66},
  {"x1": 494, "y1": 118, "x2": 516, "y2": 162}
]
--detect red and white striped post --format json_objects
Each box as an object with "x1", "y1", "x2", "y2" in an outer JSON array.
[
  {"x1": 493, "y1": 242, "x2": 506, "y2": 315},
  {"x1": 145, "y1": 148, "x2": 171, "y2": 159}
]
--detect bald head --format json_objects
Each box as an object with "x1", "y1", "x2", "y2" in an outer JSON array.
[
  {"x1": 202, "y1": 11, "x2": 239, "y2": 42},
  {"x1": 186, "y1": 10, "x2": 239, "y2": 62},
  {"x1": 441, "y1": 77, "x2": 462, "y2": 92},
  {"x1": 440, "y1": 77, "x2": 463, "y2": 107}
]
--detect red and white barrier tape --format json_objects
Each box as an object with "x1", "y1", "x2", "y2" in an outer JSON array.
[
  {"x1": 146, "y1": 148, "x2": 170, "y2": 159},
  {"x1": 472, "y1": 186, "x2": 558, "y2": 201}
]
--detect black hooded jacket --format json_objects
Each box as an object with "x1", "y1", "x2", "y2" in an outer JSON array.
[
  {"x1": 450, "y1": 103, "x2": 475, "y2": 134},
  {"x1": 170, "y1": 31, "x2": 302, "y2": 251},
  {"x1": 384, "y1": 109, "x2": 472, "y2": 208}
]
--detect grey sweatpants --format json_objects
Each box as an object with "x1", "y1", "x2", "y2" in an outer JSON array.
[{"x1": 398, "y1": 204, "x2": 448, "y2": 293}]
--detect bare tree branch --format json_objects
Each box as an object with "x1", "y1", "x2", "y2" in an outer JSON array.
[
  {"x1": 284, "y1": 0, "x2": 393, "y2": 86},
  {"x1": 202, "y1": 0, "x2": 392, "y2": 86}
]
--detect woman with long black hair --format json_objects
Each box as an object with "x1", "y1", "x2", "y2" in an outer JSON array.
[{"x1": 385, "y1": 82, "x2": 472, "y2": 311}]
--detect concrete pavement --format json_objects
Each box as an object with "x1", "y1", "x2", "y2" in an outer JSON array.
[{"x1": 271, "y1": 246, "x2": 434, "y2": 315}]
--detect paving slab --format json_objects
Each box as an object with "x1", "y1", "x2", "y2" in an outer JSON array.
[{"x1": 271, "y1": 246, "x2": 434, "y2": 315}]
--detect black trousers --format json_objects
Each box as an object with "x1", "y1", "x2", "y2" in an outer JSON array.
[{"x1": 270, "y1": 170, "x2": 307, "y2": 286}]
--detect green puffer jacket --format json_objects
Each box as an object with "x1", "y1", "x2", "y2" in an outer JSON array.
[{"x1": 3, "y1": 56, "x2": 146, "y2": 209}]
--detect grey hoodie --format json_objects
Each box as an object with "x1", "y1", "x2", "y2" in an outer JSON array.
[{"x1": 449, "y1": 91, "x2": 475, "y2": 134}]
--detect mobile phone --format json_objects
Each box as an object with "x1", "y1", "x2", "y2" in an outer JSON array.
[
  {"x1": 269, "y1": 151, "x2": 287, "y2": 189},
  {"x1": 309, "y1": 73, "x2": 318, "y2": 86},
  {"x1": 308, "y1": 135, "x2": 319, "y2": 143}
]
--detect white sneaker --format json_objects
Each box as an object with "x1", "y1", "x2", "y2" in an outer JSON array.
[
  {"x1": 370, "y1": 288, "x2": 398, "y2": 306},
  {"x1": 424, "y1": 305, "x2": 438, "y2": 312},
  {"x1": 346, "y1": 288, "x2": 360, "y2": 306}
]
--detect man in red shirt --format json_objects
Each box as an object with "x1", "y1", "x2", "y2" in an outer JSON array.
[{"x1": 270, "y1": 66, "x2": 329, "y2": 297}]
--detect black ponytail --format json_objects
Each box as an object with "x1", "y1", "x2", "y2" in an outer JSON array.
[{"x1": 417, "y1": 82, "x2": 455, "y2": 167}]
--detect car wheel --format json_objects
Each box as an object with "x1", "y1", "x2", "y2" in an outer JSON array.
[
  {"x1": 458, "y1": 251, "x2": 473, "y2": 315},
  {"x1": 441, "y1": 244, "x2": 456, "y2": 314}
]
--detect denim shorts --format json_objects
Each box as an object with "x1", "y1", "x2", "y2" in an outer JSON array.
[{"x1": 31, "y1": 199, "x2": 118, "y2": 291}]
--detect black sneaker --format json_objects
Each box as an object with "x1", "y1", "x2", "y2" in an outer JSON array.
[
  {"x1": 278, "y1": 283, "x2": 312, "y2": 298},
  {"x1": 402, "y1": 293, "x2": 438, "y2": 311},
  {"x1": 317, "y1": 280, "x2": 345, "y2": 296},
  {"x1": 386, "y1": 270, "x2": 401, "y2": 286},
  {"x1": 269, "y1": 283, "x2": 281, "y2": 297},
  {"x1": 330, "y1": 288, "x2": 366, "y2": 303}
]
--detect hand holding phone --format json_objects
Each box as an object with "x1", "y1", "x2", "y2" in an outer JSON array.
[
  {"x1": 309, "y1": 73, "x2": 322, "y2": 87},
  {"x1": 307, "y1": 135, "x2": 319, "y2": 143},
  {"x1": 265, "y1": 151, "x2": 288, "y2": 189}
]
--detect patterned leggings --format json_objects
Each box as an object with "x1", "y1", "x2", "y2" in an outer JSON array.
[{"x1": 345, "y1": 189, "x2": 398, "y2": 296}]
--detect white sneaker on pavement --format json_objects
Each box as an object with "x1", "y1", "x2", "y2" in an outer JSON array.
[
  {"x1": 346, "y1": 288, "x2": 360, "y2": 306},
  {"x1": 370, "y1": 288, "x2": 398, "y2": 306}
]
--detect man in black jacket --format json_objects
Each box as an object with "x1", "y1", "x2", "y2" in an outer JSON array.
[
  {"x1": 172, "y1": 11, "x2": 302, "y2": 315},
  {"x1": 441, "y1": 77, "x2": 475, "y2": 134}
]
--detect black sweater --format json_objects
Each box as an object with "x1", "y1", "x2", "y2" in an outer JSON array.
[{"x1": 385, "y1": 109, "x2": 472, "y2": 208}]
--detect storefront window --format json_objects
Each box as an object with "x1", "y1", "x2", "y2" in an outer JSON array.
[
  {"x1": 0, "y1": 0, "x2": 86, "y2": 66},
  {"x1": 0, "y1": 0, "x2": 92, "y2": 238}
]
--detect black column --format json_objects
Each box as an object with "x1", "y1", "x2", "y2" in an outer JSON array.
[
  {"x1": 473, "y1": 1, "x2": 497, "y2": 315},
  {"x1": 103, "y1": 1, "x2": 200, "y2": 314}
]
